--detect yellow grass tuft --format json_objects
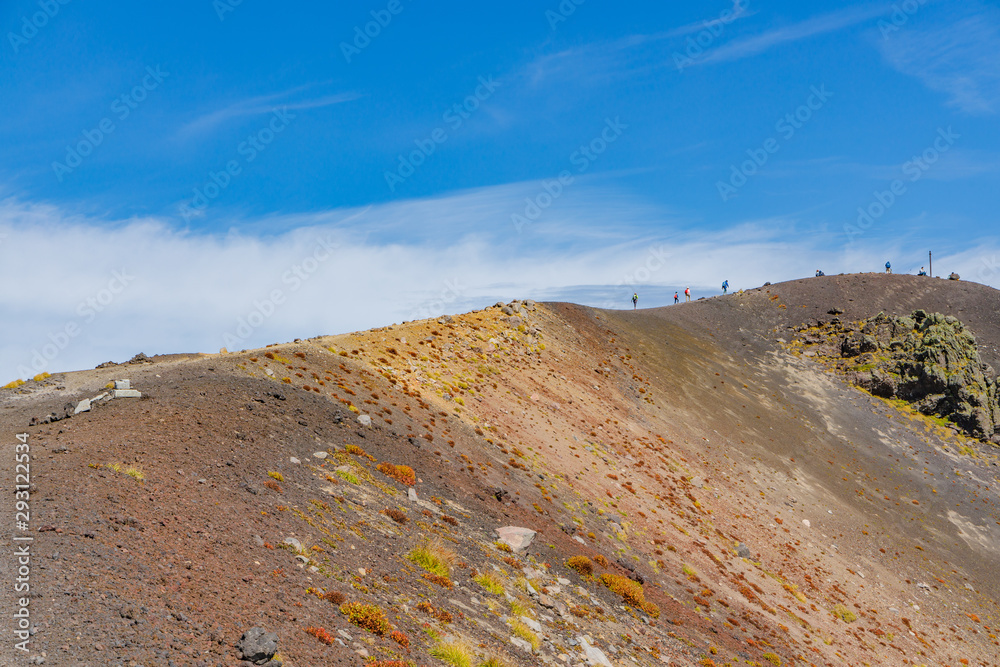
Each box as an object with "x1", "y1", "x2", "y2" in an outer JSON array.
[
  {"x1": 509, "y1": 619, "x2": 540, "y2": 651},
  {"x1": 407, "y1": 537, "x2": 457, "y2": 578},
  {"x1": 473, "y1": 570, "x2": 505, "y2": 595},
  {"x1": 429, "y1": 639, "x2": 473, "y2": 667}
]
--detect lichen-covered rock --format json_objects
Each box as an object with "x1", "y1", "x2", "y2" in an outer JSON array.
[{"x1": 800, "y1": 310, "x2": 1000, "y2": 441}]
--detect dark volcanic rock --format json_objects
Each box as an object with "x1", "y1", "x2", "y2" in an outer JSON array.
[
  {"x1": 236, "y1": 627, "x2": 278, "y2": 664},
  {"x1": 808, "y1": 310, "x2": 1000, "y2": 441}
]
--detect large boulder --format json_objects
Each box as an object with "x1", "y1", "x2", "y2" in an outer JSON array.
[
  {"x1": 827, "y1": 311, "x2": 1000, "y2": 440},
  {"x1": 236, "y1": 627, "x2": 279, "y2": 665},
  {"x1": 495, "y1": 526, "x2": 536, "y2": 552}
]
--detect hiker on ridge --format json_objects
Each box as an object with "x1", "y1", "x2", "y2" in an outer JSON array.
[
  {"x1": 684, "y1": 287, "x2": 691, "y2": 302},
  {"x1": 885, "y1": 261, "x2": 892, "y2": 274},
  {"x1": 722, "y1": 280, "x2": 729, "y2": 294},
  {"x1": 632, "y1": 293, "x2": 638, "y2": 310},
  {"x1": 918, "y1": 267, "x2": 927, "y2": 276},
  {"x1": 815, "y1": 269, "x2": 825, "y2": 277},
  {"x1": 673, "y1": 292, "x2": 679, "y2": 304}
]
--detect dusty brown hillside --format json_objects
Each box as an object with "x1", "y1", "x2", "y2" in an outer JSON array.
[{"x1": 1, "y1": 273, "x2": 999, "y2": 667}]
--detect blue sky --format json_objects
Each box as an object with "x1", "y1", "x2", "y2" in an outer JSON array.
[{"x1": 1, "y1": 0, "x2": 999, "y2": 380}]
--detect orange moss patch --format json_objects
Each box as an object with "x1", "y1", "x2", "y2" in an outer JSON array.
[
  {"x1": 566, "y1": 555, "x2": 594, "y2": 576},
  {"x1": 305, "y1": 626, "x2": 335, "y2": 645},
  {"x1": 600, "y1": 573, "x2": 660, "y2": 618},
  {"x1": 377, "y1": 461, "x2": 417, "y2": 486}
]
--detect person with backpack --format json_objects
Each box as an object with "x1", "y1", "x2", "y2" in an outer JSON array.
[
  {"x1": 815, "y1": 269, "x2": 825, "y2": 277},
  {"x1": 632, "y1": 293, "x2": 638, "y2": 310},
  {"x1": 673, "y1": 292, "x2": 679, "y2": 304},
  {"x1": 885, "y1": 261, "x2": 892, "y2": 274},
  {"x1": 722, "y1": 280, "x2": 729, "y2": 294},
  {"x1": 684, "y1": 287, "x2": 691, "y2": 302}
]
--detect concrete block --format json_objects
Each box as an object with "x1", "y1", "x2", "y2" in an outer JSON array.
[
  {"x1": 112, "y1": 389, "x2": 142, "y2": 399},
  {"x1": 74, "y1": 399, "x2": 91, "y2": 414},
  {"x1": 114, "y1": 379, "x2": 131, "y2": 390}
]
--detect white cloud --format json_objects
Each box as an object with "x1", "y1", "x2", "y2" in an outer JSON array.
[
  {"x1": 699, "y1": 5, "x2": 884, "y2": 65},
  {"x1": 176, "y1": 84, "x2": 361, "y2": 138},
  {"x1": 0, "y1": 187, "x2": 996, "y2": 382},
  {"x1": 879, "y1": 10, "x2": 1000, "y2": 114}
]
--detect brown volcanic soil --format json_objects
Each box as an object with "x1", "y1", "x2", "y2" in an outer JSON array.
[{"x1": 1, "y1": 273, "x2": 999, "y2": 667}]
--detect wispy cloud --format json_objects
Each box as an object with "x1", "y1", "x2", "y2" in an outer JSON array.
[
  {"x1": 523, "y1": 1, "x2": 755, "y2": 87},
  {"x1": 766, "y1": 150, "x2": 1000, "y2": 181},
  {"x1": 699, "y1": 5, "x2": 884, "y2": 65},
  {"x1": 879, "y1": 9, "x2": 1000, "y2": 114},
  {"x1": 613, "y1": 0, "x2": 754, "y2": 46},
  {"x1": 177, "y1": 84, "x2": 361, "y2": 138}
]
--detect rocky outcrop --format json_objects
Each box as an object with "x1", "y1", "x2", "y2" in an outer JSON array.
[{"x1": 799, "y1": 310, "x2": 1000, "y2": 442}]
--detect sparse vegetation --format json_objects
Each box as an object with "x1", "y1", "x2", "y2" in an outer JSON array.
[
  {"x1": 509, "y1": 619, "x2": 540, "y2": 651},
  {"x1": 566, "y1": 555, "x2": 594, "y2": 576},
  {"x1": 478, "y1": 656, "x2": 512, "y2": 667},
  {"x1": 416, "y1": 601, "x2": 453, "y2": 623},
  {"x1": 832, "y1": 604, "x2": 857, "y2": 623},
  {"x1": 377, "y1": 461, "x2": 416, "y2": 485},
  {"x1": 473, "y1": 570, "x2": 505, "y2": 595},
  {"x1": 340, "y1": 602, "x2": 391, "y2": 635},
  {"x1": 267, "y1": 471, "x2": 284, "y2": 482},
  {"x1": 321, "y1": 589, "x2": 345, "y2": 605},
  {"x1": 383, "y1": 507, "x2": 409, "y2": 524},
  {"x1": 600, "y1": 573, "x2": 660, "y2": 618},
  {"x1": 103, "y1": 462, "x2": 145, "y2": 482},
  {"x1": 407, "y1": 538, "x2": 456, "y2": 578},
  {"x1": 335, "y1": 469, "x2": 359, "y2": 484},
  {"x1": 429, "y1": 639, "x2": 473, "y2": 667},
  {"x1": 422, "y1": 572, "x2": 454, "y2": 589},
  {"x1": 305, "y1": 626, "x2": 334, "y2": 645}
]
